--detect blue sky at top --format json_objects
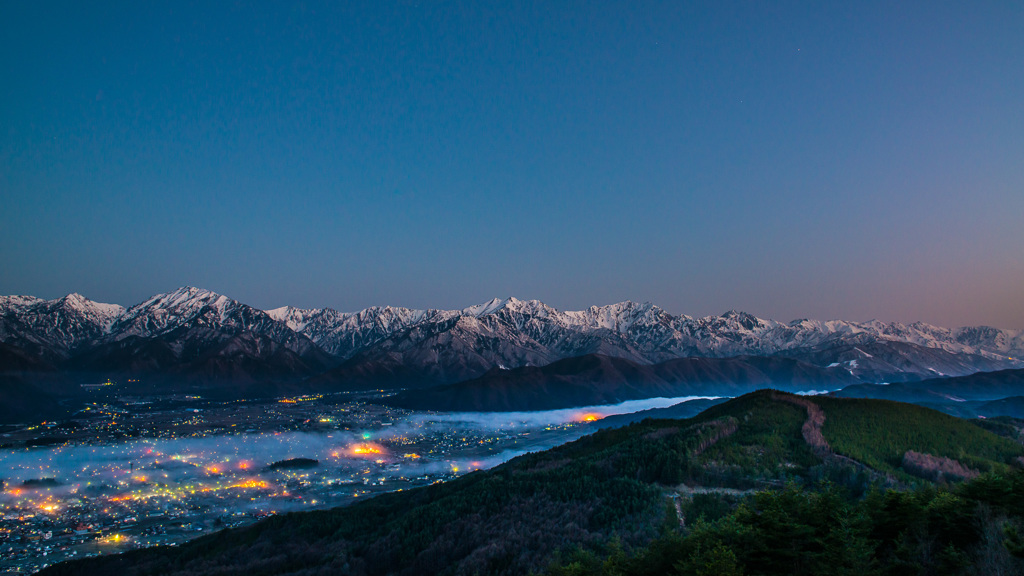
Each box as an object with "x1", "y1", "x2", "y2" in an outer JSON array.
[{"x1": 2, "y1": 1, "x2": 1022, "y2": 327}]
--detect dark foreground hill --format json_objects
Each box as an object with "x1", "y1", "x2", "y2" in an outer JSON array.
[
  {"x1": 41, "y1": 391, "x2": 1024, "y2": 576},
  {"x1": 386, "y1": 354, "x2": 856, "y2": 411}
]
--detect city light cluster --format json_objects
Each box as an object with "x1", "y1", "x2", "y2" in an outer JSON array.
[{"x1": 0, "y1": 393, "x2": 604, "y2": 573}]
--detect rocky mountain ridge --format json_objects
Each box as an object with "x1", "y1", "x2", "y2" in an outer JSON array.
[{"x1": 1, "y1": 287, "x2": 1022, "y2": 387}]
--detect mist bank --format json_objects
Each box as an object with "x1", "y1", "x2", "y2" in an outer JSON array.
[
  {"x1": 411, "y1": 395, "x2": 726, "y2": 429},
  {"x1": 385, "y1": 354, "x2": 855, "y2": 412},
  {"x1": 0, "y1": 395, "x2": 731, "y2": 512}
]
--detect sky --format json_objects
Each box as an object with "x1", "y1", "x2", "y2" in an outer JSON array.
[{"x1": 2, "y1": 1, "x2": 1022, "y2": 328}]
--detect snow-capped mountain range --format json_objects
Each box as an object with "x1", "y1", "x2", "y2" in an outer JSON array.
[{"x1": 1, "y1": 287, "x2": 1022, "y2": 388}]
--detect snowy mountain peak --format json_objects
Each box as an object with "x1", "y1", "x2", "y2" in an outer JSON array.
[
  {"x1": 497, "y1": 297, "x2": 555, "y2": 317},
  {"x1": 709, "y1": 310, "x2": 769, "y2": 330},
  {"x1": 602, "y1": 300, "x2": 656, "y2": 315},
  {"x1": 266, "y1": 305, "x2": 342, "y2": 333},
  {"x1": 266, "y1": 306, "x2": 319, "y2": 330},
  {"x1": 0, "y1": 293, "x2": 125, "y2": 354},
  {"x1": 3, "y1": 288, "x2": 1023, "y2": 382},
  {"x1": 265, "y1": 306, "x2": 294, "y2": 323},
  {"x1": 352, "y1": 305, "x2": 426, "y2": 323},
  {"x1": 164, "y1": 286, "x2": 224, "y2": 305},
  {"x1": 128, "y1": 286, "x2": 238, "y2": 317},
  {"x1": 135, "y1": 287, "x2": 208, "y2": 309},
  {"x1": 461, "y1": 297, "x2": 558, "y2": 320},
  {"x1": 110, "y1": 286, "x2": 259, "y2": 340},
  {"x1": 49, "y1": 293, "x2": 125, "y2": 330},
  {"x1": 61, "y1": 292, "x2": 87, "y2": 304},
  {"x1": 463, "y1": 298, "x2": 509, "y2": 317},
  {"x1": 0, "y1": 295, "x2": 46, "y2": 312},
  {"x1": 56, "y1": 292, "x2": 124, "y2": 315},
  {"x1": 557, "y1": 300, "x2": 663, "y2": 332}
]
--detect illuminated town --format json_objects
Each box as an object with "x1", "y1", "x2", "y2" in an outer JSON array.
[{"x1": 0, "y1": 392, "x2": 613, "y2": 573}]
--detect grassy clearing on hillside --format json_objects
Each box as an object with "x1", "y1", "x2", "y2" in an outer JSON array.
[{"x1": 815, "y1": 396, "x2": 1024, "y2": 480}]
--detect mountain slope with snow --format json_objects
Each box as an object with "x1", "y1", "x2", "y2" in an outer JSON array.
[
  {"x1": 0, "y1": 293, "x2": 124, "y2": 360},
  {"x1": 2, "y1": 288, "x2": 1022, "y2": 391}
]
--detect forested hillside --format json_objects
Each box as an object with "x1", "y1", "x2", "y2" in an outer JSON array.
[{"x1": 41, "y1": 391, "x2": 1024, "y2": 576}]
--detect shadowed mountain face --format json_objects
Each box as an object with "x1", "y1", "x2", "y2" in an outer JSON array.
[
  {"x1": 385, "y1": 354, "x2": 857, "y2": 411},
  {"x1": 1, "y1": 288, "x2": 333, "y2": 390},
  {"x1": 833, "y1": 368, "x2": 1024, "y2": 403},
  {"x1": 37, "y1": 391, "x2": 1024, "y2": 576}
]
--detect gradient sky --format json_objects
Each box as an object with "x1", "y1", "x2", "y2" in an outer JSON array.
[{"x1": 2, "y1": 1, "x2": 1022, "y2": 328}]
